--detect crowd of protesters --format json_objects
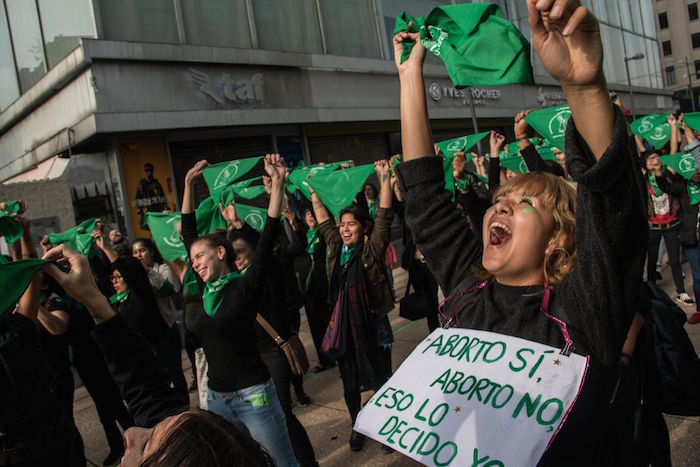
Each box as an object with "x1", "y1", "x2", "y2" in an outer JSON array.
[{"x1": 1, "y1": 1, "x2": 699, "y2": 466}]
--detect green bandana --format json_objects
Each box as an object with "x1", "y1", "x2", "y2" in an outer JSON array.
[
  {"x1": 367, "y1": 199, "x2": 377, "y2": 221},
  {"x1": 498, "y1": 138, "x2": 542, "y2": 158},
  {"x1": 436, "y1": 131, "x2": 490, "y2": 159},
  {"x1": 307, "y1": 164, "x2": 375, "y2": 220},
  {"x1": 202, "y1": 271, "x2": 241, "y2": 317},
  {"x1": 340, "y1": 245, "x2": 356, "y2": 267},
  {"x1": 684, "y1": 112, "x2": 700, "y2": 133},
  {"x1": 220, "y1": 178, "x2": 267, "y2": 203},
  {"x1": 395, "y1": 4, "x2": 533, "y2": 87},
  {"x1": 499, "y1": 155, "x2": 530, "y2": 175},
  {"x1": 145, "y1": 212, "x2": 188, "y2": 263},
  {"x1": 524, "y1": 105, "x2": 571, "y2": 152},
  {"x1": 235, "y1": 204, "x2": 267, "y2": 233},
  {"x1": 0, "y1": 213, "x2": 23, "y2": 243},
  {"x1": 182, "y1": 267, "x2": 200, "y2": 298},
  {"x1": 659, "y1": 153, "x2": 700, "y2": 205},
  {"x1": 48, "y1": 218, "x2": 97, "y2": 258},
  {"x1": 306, "y1": 227, "x2": 320, "y2": 255},
  {"x1": 1, "y1": 201, "x2": 22, "y2": 215},
  {"x1": 455, "y1": 176, "x2": 472, "y2": 192},
  {"x1": 202, "y1": 157, "x2": 263, "y2": 202},
  {"x1": 287, "y1": 162, "x2": 345, "y2": 200},
  {"x1": 647, "y1": 172, "x2": 663, "y2": 197},
  {"x1": 630, "y1": 113, "x2": 672, "y2": 150},
  {"x1": 0, "y1": 258, "x2": 48, "y2": 318},
  {"x1": 109, "y1": 290, "x2": 130, "y2": 305}
]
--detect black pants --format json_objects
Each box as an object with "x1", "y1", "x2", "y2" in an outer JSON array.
[
  {"x1": 647, "y1": 228, "x2": 685, "y2": 294},
  {"x1": 73, "y1": 338, "x2": 135, "y2": 454},
  {"x1": 338, "y1": 345, "x2": 392, "y2": 424},
  {"x1": 154, "y1": 324, "x2": 188, "y2": 402},
  {"x1": 184, "y1": 329, "x2": 200, "y2": 381},
  {"x1": 304, "y1": 294, "x2": 334, "y2": 367},
  {"x1": 260, "y1": 347, "x2": 317, "y2": 467},
  {"x1": 409, "y1": 260, "x2": 441, "y2": 332}
]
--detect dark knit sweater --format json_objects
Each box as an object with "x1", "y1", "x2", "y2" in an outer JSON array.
[
  {"x1": 396, "y1": 107, "x2": 649, "y2": 463},
  {"x1": 182, "y1": 212, "x2": 279, "y2": 392}
]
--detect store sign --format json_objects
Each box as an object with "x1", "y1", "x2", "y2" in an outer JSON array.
[
  {"x1": 536, "y1": 87, "x2": 567, "y2": 107},
  {"x1": 428, "y1": 83, "x2": 502, "y2": 106},
  {"x1": 189, "y1": 69, "x2": 265, "y2": 105}
]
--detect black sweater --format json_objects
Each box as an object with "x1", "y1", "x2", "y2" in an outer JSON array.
[
  {"x1": 182, "y1": 212, "x2": 280, "y2": 391},
  {"x1": 656, "y1": 169, "x2": 700, "y2": 246},
  {"x1": 396, "y1": 107, "x2": 649, "y2": 463}
]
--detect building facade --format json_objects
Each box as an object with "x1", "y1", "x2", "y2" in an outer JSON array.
[
  {"x1": 0, "y1": 0, "x2": 671, "y2": 239},
  {"x1": 653, "y1": 0, "x2": 700, "y2": 111}
]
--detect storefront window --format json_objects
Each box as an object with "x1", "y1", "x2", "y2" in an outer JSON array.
[
  {"x1": 5, "y1": 0, "x2": 47, "y2": 92},
  {"x1": 181, "y1": 0, "x2": 251, "y2": 48},
  {"x1": 38, "y1": 0, "x2": 96, "y2": 68},
  {"x1": 251, "y1": 0, "x2": 323, "y2": 53},
  {"x1": 640, "y1": 0, "x2": 656, "y2": 38},
  {"x1": 0, "y1": 5, "x2": 19, "y2": 111},
  {"x1": 99, "y1": 0, "x2": 179, "y2": 44},
  {"x1": 320, "y1": 0, "x2": 381, "y2": 58}
]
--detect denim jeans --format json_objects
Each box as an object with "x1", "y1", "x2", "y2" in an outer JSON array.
[
  {"x1": 683, "y1": 244, "x2": 700, "y2": 312},
  {"x1": 207, "y1": 378, "x2": 299, "y2": 467}
]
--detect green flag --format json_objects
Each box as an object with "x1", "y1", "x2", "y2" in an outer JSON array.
[
  {"x1": 524, "y1": 105, "x2": 571, "y2": 152},
  {"x1": 436, "y1": 131, "x2": 490, "y2": 159},
  {"x1": 220, "y1": 178, "x2": 267, "y2": 204},
  {"x1": 395, "y1": 4, "x2": 533, "y2": 87},
  {"x1": 683, "y1": 112, "x2": 700, "y2": 133},
  {"x1": 0, "y1": 258, "x2": 47, "y2": 318},
  {"x1": 659, "y1": 152, "x2": 700, "y2": 205},
  {"x1": 0, "y1": 213, "x2": 23, "y2": 243},
  {"x1": 307, "y1": 164, "x2": 375, "y2": 220},
  {"x1": 630, "y1": 113, "x2": 672, "y2": 150},
  {"x1": 1, "y1": 201, "x2": 22, "y2": 215},
  {"x1": 287, "y1": 162, "x2": 344, "y2": 200},
  {"x1": 48, "y1": 218, "x2": 96, "y2": 257},
  {"x1": 145, "y1": 212, "x2": 188, "y2": 264},
  {"x1": 536, "y1": 144, "x2": 559, "y2": 162},
  {"x1": 500, "y1": 137, "x2": 542, "y2": 158},
  {"x1": 235, "y1": 203, "x2": 268, "y2": 233},
  {"x1": 201, "y1": 156, "x2": 263, "y2": 201},
  {"x1": 499, "y1": 155, "x2": 530, "y2": 175}
]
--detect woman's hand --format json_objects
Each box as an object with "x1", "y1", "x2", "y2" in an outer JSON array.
[
  {"x1": 264, "y1": 153, "x2": 287, "y2": 189},
  {"x1": 375, "y1": 159, "x2": 391, "y2": 184},
  {"x1": 528, "y1": 0, "x2": 603, "y2": 89},
  {"x1": 452, "y1": 151, "x2": 467, "y2": 178},
  {"x1": 489, "y1": 130, "x2": 505, "y2": 157},
  {"x1": 393, "y1": 21, "x2": 426, "y2": 77},
  {"x1": 514, "y1": 110, "x2": 531, "y2": 135},
  {"x1": 185, "y1": 160, "x2": 209, "y2": 186},
  {"x1": 42, "y1": 245, "x2": 106, "y2": 310}
]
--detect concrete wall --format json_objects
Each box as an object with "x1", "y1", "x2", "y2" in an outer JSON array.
[{"x1": 0, "y1": 177, "x2": 76, "y2": 236}]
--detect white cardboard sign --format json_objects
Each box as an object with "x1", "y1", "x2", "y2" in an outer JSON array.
[{"x1": 354, "y1": 328, "x2": 589, "y2": 466}]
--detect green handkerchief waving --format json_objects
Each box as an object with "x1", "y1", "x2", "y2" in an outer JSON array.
[
  {"x1": 145, "y1": 212, "x2": 188, "y2": 264},
  {"x1": 307, "y1": 164, "x2": 375, "y2": 220},
  {"x1": 202, "y1": 157, "x2": 263, "y2": 202},
  {"x1": 659, "y1": 153, "x2": 700, "y2": 205},
  {"x1": 630, "y1": 113, "x2": 672, "y2": 150},
  {"x1": 48, "y1": 218, "x2": 96, "y2": 257},
  {"x1": 524, "y1": 105, "x2": 571, "y2": 152},
  {"x1": 395, "y1": 4, "x2": 534, "y2": 87},
  {"x1": 0, "y1": 258, "x2": 48, "y2": 318}
]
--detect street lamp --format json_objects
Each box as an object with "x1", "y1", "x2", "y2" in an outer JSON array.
[
  {"x1": 624, "y1": 53, "x2": 645, "y2": 120},
  {"x1": 679, "y1": 57, "x2": 696, "y2": 112}
]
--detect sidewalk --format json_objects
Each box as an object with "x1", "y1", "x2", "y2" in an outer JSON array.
[{"x1": 74, "y1": 266, "x2": 700, "y2": 466}]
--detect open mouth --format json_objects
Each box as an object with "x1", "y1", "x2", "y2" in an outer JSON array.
[{"x1": 489, "y1": 221, "x2": 512, "y2": 246}]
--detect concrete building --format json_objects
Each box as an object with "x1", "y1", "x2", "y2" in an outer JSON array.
[
  {"x1": 0, "y1": 0, "x2": 671, "y2": 240},
  {"x1": 653, "y1": 0, "x2": 700, "y2": 111}
]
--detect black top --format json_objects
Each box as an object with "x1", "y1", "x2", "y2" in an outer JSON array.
[
  {"x1": 396, "y1": 107, "x2": 649, "y2": 463},
  {"x1": 656, "y1": 169, "x2": 699, "y2": 246},
  {"x1": 182, "y1": 212, "x2": 280, "y2": 392}
]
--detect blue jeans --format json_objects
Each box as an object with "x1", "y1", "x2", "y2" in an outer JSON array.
[
  {"x1": 207, "y1": 378, "x2": 299, "y2": 467},
  {"x1": 684, "y1": 244, "x2": 700, "y2": 312}
]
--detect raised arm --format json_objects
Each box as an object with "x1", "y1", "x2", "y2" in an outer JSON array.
[
  {"x1": 488, "y1": 131, "x2": 505, "y2": 192},
  {"x1": 669, "y1": 113, "x2": 679, "y2": 154}
]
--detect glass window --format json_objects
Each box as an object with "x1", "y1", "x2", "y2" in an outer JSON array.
[
  {"x1": 694, "y1": 33, "x2": 700, "y2": 48},
  {"x1": 181, "y1": 0, "x2": 251, "y2": 48},
  {"x1": 662, "y1": 40, "x2": 672, "y2": 55},
  {"x1": 690, "y1": 3, "x2": 699, "y2": 21},
  {"x1": 99, "y1": 0, "x2": 179, "y2": 44},
  {"x1": 38, "y1": 0, "x2": 96, "y2": 68},
  {"x1": 640, "y1": 0, "x2": 656, "y2": 38},
  {"x1": 320, "y1": 0, "x2": 381, "y2": 58},
  {"x1": 628, "y1": 0, "x2": 643, "y2": 34},
  {"x1": 646, "y1": 38, "x2": 662, "y2": 88},
  {"x1": 665, "y1": 66, "x2": 676, "y2": 86},
  {"x1": 606, "y1": 0, "x2": 620, "y2": 26},
  {"x1": 625, "y1": 33, "x2": 649, "y2": 87},
  {"x1": 658, "y1": 11, "x2": 668, "y2": 29},
  {"x1": 251, "y1": 0, "x2": 323, "y2": 53},
  {"x1": 601, "y1": 24, "x2": 625, "y2": 83},
  {"x1": 618, "y1": 0, "x2": 633, "y2": 30},
  {"x1": 5, "y1": 0, "x2": 47, "y2": 92},
  {"x1": 0, "y1": 5, "x2": 19, "y2": 111}
]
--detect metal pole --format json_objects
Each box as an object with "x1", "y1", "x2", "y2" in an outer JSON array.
[
  {"x1": 686, "y1": 57, "x2": 696, "y2": 112},
  {"x1": 467, "y1": 87, "x2": 481, "y2": 153},
  {"x1": 624, "y1": 58, "x2": 637, "y2": 121}
]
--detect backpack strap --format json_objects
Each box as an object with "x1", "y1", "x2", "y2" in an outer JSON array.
[{"x1": 540, "y1": 287, "x2": 575, "y2": 356}]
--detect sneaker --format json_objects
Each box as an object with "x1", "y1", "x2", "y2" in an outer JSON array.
[
  {"x1": 677, "y1": 293, "x2": 695, "y2": 305},
  {"x1": 688, "y1": 312, "x2": 700, "y2": 324},
  {"x1": 349, "y1": 430, "x2": 366, "y2": 451},
  {"x1": 296, "y1": 393, "x2": 311, "y2": 407}
]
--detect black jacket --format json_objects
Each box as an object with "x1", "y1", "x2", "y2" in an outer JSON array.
[{"x1": 656, "y1": 170, "x2": 699, "y2": 246}]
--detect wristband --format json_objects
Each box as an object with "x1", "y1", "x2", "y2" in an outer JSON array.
[{"x1": 516, "y1": 133, "x2": 528, "y2": 141}]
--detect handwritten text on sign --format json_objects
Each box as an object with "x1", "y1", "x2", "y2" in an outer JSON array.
[{"x1": 354, "y1": 328, "x2": 589, "y2": 466}]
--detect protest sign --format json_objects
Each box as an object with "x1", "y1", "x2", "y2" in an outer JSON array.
[{"x1": 354, "y1": 328, "x2": 589, "y2": 467}]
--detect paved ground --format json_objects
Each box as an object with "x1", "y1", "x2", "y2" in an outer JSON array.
[{"x1": 74, "y1": 266, "x2": 700, "y2": 466}]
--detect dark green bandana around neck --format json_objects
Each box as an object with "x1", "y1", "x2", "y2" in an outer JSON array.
[
  {"x1": 202, "y1": 271, "x2": 241, "y2": 317},
  {"x1": 306, "y1": 228, "x2": 320, "y2": 254},
  {"x1": 340, "y1": 244, "x2": 357, "y2": 267}
]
